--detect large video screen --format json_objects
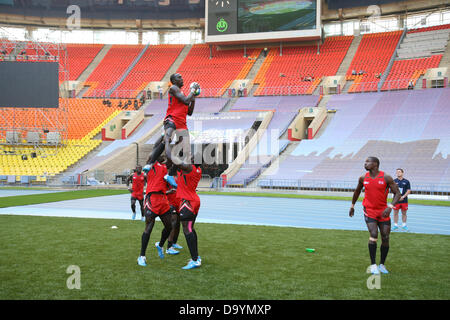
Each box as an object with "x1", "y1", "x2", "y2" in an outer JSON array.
[
  {"x1": 0, "y1": 62, "x2": 59, "y2": 108},
  {"x1": 238, "y1": 0, "x2": 317, "y2": 33},
  {"x1": 206, "y1": 0, "x2": 321, "y2": 44}
]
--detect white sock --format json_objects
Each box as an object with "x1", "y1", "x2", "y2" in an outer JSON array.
[
  {"x1": 394, "y1": 223, "x2": 398, "y2": 227},
  {"x1": 402, "y1": 223, "x2": 406, "y2": 227}
]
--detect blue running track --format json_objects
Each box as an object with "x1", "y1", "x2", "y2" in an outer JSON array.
[{"x1": 0, "y1": 192, "x2": 449, "y2": 235}]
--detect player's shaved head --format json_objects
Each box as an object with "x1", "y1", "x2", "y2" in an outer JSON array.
[{"x1": 170, "y1": 73, "x2": 181, "y2": 83}]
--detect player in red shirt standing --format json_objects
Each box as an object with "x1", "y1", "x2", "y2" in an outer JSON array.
[
  {"x1": 176, "y1": 154, "x2": 203, "y2": 270},
  {"x1": 146, "y1": 73, "x2": 200, "y2": 167},
  {"x1": 126, "y1": 165, "x2": 146, "y2": 221},
  {"x1": 349, "y1": 157, "x2": 401, "y2": 275},
  {"x1": 137, "y1": 155, "x2": 173, "y2": 267},
  {"x1": 165, "y1": 168, "x2": 183, "y2": 255}
]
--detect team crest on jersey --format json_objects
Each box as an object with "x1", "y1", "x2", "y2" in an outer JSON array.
[{"x1": 378, "y1": 181, "x2": 384, "y2": 185}]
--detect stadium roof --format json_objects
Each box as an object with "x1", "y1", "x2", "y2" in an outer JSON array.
[{"x1": 0, "y1": 0, "x2": 205, "y2": 20}]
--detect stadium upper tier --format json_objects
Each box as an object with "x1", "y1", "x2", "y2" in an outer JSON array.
[
  {"x1": 175, "y1": 44, "x2": 261, "y2": 97},
  {"x1": 111, "y1": 44, "x2": 184, "y2": 98},
  {"x1": 257, "y1": 88, "x2": 450, "y2": 189},
  {"x1": 83, "y1": 45, "x2": 144, "y2": 97},
  {"x1": 63, "y1": 44, "x2": 104, "y2": 81},
  {"x1": 347, "y1": 31, "x2": 403, "y2": 93},
  {"x1": 253, "y1": 36, "x2": 354, "y2": 96}
]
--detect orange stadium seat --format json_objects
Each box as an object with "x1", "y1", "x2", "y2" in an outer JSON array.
[
  {"x1": 83, "y1": 45, "x2": 144, "y2": 97},
  {"x1": 111, "y1": 44, "x2": 184, "y2": 98},
  {"x1": 407, "y1": 23, "x2": 450, "y2": 34},
  {"x1": 0, "y1": 99, "x2": 132, "y2": 140},
  {"x1": 62, "y1": 44, "x2": 104, "y2": 81},
  {"x1": 347, "y1": 31, "x2": 402, "y2": 93},
  {"x1": 175, "y1": 44, "x2": 260, "y2": 97},
  {"x1": 254, "y1": 36, "x2": 354, "y2": 96},
  {"x1": 382, "y1": 55, "x2": 442, "y2": 90}
]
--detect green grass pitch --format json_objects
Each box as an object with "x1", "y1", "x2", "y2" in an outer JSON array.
[{"x1": 1, "y1": 215, "x2": 448, "y2": 300}]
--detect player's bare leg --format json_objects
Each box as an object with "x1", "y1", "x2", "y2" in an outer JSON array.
[
  {"x1": 366, "y1": 218, "x2": 380, "y2": 274},
  {"x1": 393, "y1": 210, "x2": 399, "y2": 230},
  {"x1": 378, "y1": 221, "x2": 391, "y2": 273}
]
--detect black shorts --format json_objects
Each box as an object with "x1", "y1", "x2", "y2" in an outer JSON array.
[
  {"x1": 131, "y1": 196, "x2": 144, "y2": 203},
  {"x1": 170, "y1": 205, "x2": 178, "y2": 215},
  {"x1": 145, "y1": 208, "x2": 171, "y2": 220},
  {"x1": 179, "y1": 200, "x2": 200, "y2": 222},
  {"x1": 364, "y1": 215, "x2": 391, "y2": 226}
]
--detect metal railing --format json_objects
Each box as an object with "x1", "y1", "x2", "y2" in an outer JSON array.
[{"x1": 221, "y1": 178, "x2": 450, "y2": 195}]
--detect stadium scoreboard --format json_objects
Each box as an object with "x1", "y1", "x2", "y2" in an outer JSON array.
[{"x1": 206, "y1": 0, "x2": 321, "y2": 44}]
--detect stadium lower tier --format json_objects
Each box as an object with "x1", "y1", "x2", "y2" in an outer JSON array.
[
  {"x1": 0, "y1": 139, "x2": 101, "y2": 182},
  {"x1": 231, "y1": 88, "x2": 450, "y2": 190}
]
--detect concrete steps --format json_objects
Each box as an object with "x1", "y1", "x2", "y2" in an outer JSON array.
[
  {"x1": 439, "y1": 41, "x2": 450, "y2": 67},
  {"x1": 336, "y1": 35, "x2": 362, "y2": 76},
  {"x1": 246, "y1": 49, "x2": 267, "y2": 81},
  {"x1": 161, "y1": 45, "x2": 192, "y2": 83}
]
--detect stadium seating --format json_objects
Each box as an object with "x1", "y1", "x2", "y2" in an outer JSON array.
[
  {"x1": 257, "y1": 88, "x2": 450, "y2": 189},
  {"x1": 0, "y1": 99, "x2": 131, "y2": 140},
  {"x1": 0, "y1": 99, "x2": 130, "y2": 180},
  {"x1": 175, "y1": 44, "x2": 260, "y2": 97},
  {"x1": 111, "y1": 44, "x2": 184, "y2": 98},
  {"x1": 382, "y1": 55, "x2": 442, "y2": 90},
  {"x1": 254, "y1": 36, "x2": 353, "y2": 96},
  {"x1": 347, "y1": 31, "x2": 402, "y2": 93},
  {"x1": 63, "y1": 44, "x2": 104, "y2": 81},
  {"x1": 83, "y1": 45, "x2": 144, "y2": 97}
]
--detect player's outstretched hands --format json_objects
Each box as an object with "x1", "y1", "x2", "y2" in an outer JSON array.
[
  {"x1": 349, "y1": 207, "x2": 355, "y2": 217},
  {"x1": 190, "y1": 82, "x2": 201, "y2": 96}
]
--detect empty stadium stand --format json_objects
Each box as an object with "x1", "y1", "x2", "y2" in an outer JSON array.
[
  {"x1": 111, "y1": 44, "x2": 184, "y2": 98},
  {"x1": 83, "y1": 45, "x2": 144, "y2": 97},
  {"x1": 175, "y1": 44, "x2": 261, "y2": 97},
  {"x1": 347, "y1": 31, "x2": 402, "y2": 93},
  {"x1": 63, "y1": 44, "x2": 104, "y2": 81},
  {"x1": 0, "y1": 98, "x2": 131, "y2": 181},
  {"x1": 382, "y1": 55, "x2": 442, "y2": 90},
  {"x1": 254, "y1": 36, "x2": 354, "y2": 96},
  {"x1": 256, "y1": 88, "x2": 450, "y2": 190}
]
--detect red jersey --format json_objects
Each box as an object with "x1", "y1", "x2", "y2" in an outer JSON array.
[
  {"x1": 145, "y1": 162, "x2": 168, "y2": 194},
  {"x1": 176, "y1": 165, "x2": 201, "y2": 202},
  {"x1": 131, "y1": 172, "x2": 146, "y2": 200},
  {"x1": 362, "y1": 171, "x2": 389, "y2": 211},
  {"x1": 165, "y1": 93, "x2": 188, "y2": 130}
]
